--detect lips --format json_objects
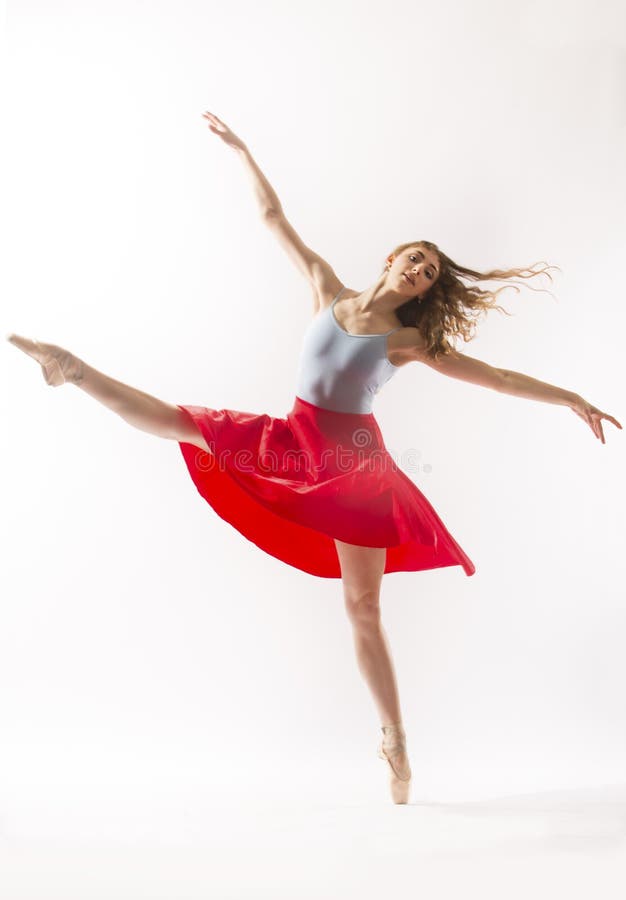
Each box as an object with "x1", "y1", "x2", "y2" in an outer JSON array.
[{"x1": 403, "y1": 273, "x2": 415, "y2": 286}]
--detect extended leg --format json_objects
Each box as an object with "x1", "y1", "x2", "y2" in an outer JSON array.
[
  {"x1": 7, "y1": 334, "x2": 209, "y2": 451},
  {"x1": 78, "y1": 359, "x2": 207, "y2": 446}
]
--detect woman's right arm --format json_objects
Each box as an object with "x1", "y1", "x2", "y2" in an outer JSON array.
[
  {"x1": 202, "y1": 111, "x2": 340, "y2": 305},
  {"x1": 237, "y1": 145, "x2": 283, "y2": 218},
  {"x1": 203, "y1": 111, "x2": 281, "y2": 216},
  {"x1": 204, "y1": 112, "x2": 342, "y2": 302}
]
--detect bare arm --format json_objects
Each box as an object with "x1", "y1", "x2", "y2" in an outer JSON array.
[
  {"x1": 202, "y1": 111, "x2": 281, "y2": 215},
  {"x1": 497, "y1": 367, "x2": 578, "y2": 407},
  {"x1": 498, "y1": 368, "x2": 622, "y2": 443},
  {"x1": 232, "y1": 143, "x2": 336, "y2": 291},
  {"x1": 237, "y1": 145, "x2": 283, "y2": 216},
  {"x1": 202, "y1": 111, "x2": 339, "y2": 307},
  {"x1": 418, "y1": 346, "x2": 622, "y2": 443},
  {"x1": 422, "y1": 347, "x2": 575, "y2": 404},
  {"x1": 232, "y1": 142, "x2": 341, "y2": 299}
]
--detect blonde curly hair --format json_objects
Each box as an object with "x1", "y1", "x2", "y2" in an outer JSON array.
[{"x1": 384, "y1": 241, "x2": 560, "y2": 361}]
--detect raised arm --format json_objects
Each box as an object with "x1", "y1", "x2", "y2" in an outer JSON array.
[
  {"x1": 417, "y1": 344, "x2": 622, "y2": 444},
  {"x1": 237, "y1": 144, "x2": 283, "y2": 217},
  {"x1": 203, "y1": 111, "x2": 278, "y2": 213},
  {"x1": 202, "y1": 111, "x2": 340, "y2": 308}
]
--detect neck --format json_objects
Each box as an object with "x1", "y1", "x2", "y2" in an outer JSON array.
[{"x1": 355, "y1": 273, "x2": 417, "y2": 316}]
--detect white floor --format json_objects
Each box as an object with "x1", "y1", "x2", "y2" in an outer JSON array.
[{"x1": 1, "y1": 768, "x2": 625, "y2": 900}]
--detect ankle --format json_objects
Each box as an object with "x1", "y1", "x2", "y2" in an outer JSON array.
[
  {"x1": 381, "y1": 722, "x2": 407, "y2": 749},
  {"x1": 68, "y1": 353, "x2": 85, "y2": 385},
  {"x1": 381, "y1": 721, "x2": 405, "y2": 735},
  {"x1": 54, "y1": 346, "x2": 85, "y2": 385}
]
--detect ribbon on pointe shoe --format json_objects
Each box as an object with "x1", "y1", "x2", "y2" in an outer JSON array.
[{"x1": 378, "y1": 722, "x2": 411, "y2": 783}]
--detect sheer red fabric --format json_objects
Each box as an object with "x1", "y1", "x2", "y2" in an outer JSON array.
[{"x1": 176, "y1": 395, "x2": 476, "y2": 579}]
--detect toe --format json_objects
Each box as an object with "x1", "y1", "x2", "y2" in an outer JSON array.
[{"x1": 7, "y1": 334, "x2": 38, "y2": 356}]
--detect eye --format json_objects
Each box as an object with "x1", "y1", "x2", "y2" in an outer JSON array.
[{"x1": 409, "y1": 254, "x2": 434, "y2": 280}]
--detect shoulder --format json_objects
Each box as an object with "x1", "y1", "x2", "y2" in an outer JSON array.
[
  {"x1": 387, "y1": 326, "x2": 429, "y2": 368},
  {"x1": 314, "y1": 281, "x2": 350, "y2": 312}
]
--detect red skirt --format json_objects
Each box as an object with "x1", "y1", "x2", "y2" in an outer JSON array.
[{"x1": 176, "y1": 395, "x2": 476, "y2": 579}]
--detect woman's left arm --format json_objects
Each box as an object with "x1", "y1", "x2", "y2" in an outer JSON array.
[
  {"x1": 498, "y1": 367, "x2": 622, "y2": 444},
  {"x1": 419, "y1": 347, "x2": 622, "y2": 444}
]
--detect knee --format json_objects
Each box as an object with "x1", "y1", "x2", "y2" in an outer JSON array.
[
  {"x1": 173, "y1": 407, "x2": 211, "y2": 452},
  {"x1": 344, "y1": 588, "x2": 381, "y2": 628}
]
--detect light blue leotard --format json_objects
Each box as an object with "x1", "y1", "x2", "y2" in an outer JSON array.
[{"x1": 294, "y1": 287, "x2": 404, "y2": 414}]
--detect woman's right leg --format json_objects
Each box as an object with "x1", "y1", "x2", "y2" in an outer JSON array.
[
  {"x1": 334, "y1": 538, "x2": 412, "y2": 794},
  {"x1": 7, "y1": 335, "x2": 210, "y2": 452},
  {"x1": 334, "y1": 539, "x2": 404, "y2": 726}
]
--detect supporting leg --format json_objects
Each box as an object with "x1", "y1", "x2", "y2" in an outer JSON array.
[{"x1": 334, "y1": 539, "x2": 412, "y2": 800}]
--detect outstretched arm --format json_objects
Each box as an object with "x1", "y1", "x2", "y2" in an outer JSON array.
[
  {"x1": 419, "y1": 348, "x2": 622, "y2": 444},
  {"x1": 236, "y1": 144, "x2": 283, "y2": 216},
  {"x1": 498, "y1": 365, "x2": 580, "y2": 408},
  {"x1": 202, "y1": 111, "x2": 280, "y2": 214},
  {"x1": 497, "y1": 366, "x2": 622, "y2": 444},
  {"x1": 202, "y1": 111, "x2": 339, "y2": 307}
]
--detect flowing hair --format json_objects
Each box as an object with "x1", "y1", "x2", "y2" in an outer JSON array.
[{"x1": 385, "y1": 241, "x2": 560, "y2": 361}]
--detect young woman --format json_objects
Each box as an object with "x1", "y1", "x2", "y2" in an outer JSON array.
[{"x1": 8, "y1": 111, "x2": 621, "y2": 805}]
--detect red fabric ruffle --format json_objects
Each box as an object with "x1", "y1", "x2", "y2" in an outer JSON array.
[{"x1": 176, "y1": 395, "x2": 476, "y2": 579}]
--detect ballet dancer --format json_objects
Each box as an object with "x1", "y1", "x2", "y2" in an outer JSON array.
[{"x1": 8, "y1": 111, "x2": 622, "y2": 804}]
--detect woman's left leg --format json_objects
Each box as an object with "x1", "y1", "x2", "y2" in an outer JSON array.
[{"x1": 7, "y1": 334, "x2": 209, "y2": 450}]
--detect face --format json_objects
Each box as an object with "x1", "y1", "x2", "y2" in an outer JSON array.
[{"x1": 386, "y1": 245, "x2": 440, "y2": 297}]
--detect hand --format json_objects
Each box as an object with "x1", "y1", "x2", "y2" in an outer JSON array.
[
  {"x1": 570, "y1": 395, "x2": 622, "y2": 444},
  {"x1": 202, "y1": 111, "x2": 247, "y2": 151}
]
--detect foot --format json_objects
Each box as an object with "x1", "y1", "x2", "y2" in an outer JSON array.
[
  {"x1": 378, "y1": 723, "x2": 412, "y2": 804},
  {"x1": 7, "y1": 334, "x2": 85, "y2": 386}
]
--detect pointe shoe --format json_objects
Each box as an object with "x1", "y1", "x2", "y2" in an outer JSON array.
[
  {"x1": 7, "y1": 334, "x2": 85, "y2": 386},
  {"x1": 377, "y1": 722, "x2": 412, "y2": 804}
]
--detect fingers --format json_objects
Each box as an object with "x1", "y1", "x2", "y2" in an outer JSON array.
[
  {"x1": 596, "y1": 411, "x2": 623, "y2": 444},
  {"x1": 202, "y1": 112, "x2": 227, "y2": 137},
  {"x1": 591, "y1": 412, "x2": 622, "y2": 444},
  {"x1": 592, "y1": 414, "x2": 604, "y2": 443},
  {"x1": 202, "y1": 111, "x2": 223, "y2": 127},
  {"x1": 577, "y1": 400, "x2": 623, "y2": 444},
  {"x1": 588, "y1": 415, "x2": 601, "y2": 442},
  {"x1": 581, "y1": 407, "x2": 602, "y2": 442}
]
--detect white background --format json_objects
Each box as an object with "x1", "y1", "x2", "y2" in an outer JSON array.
[{"x1": 1, "y1": 0, "x2": 625, "y2": 894}]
